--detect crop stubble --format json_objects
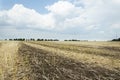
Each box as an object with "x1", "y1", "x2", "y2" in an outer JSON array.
[{"x1": 0, "y1": 41, "x2": 120, "y2": 80}]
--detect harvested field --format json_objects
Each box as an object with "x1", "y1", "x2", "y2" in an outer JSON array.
[
  {"x1": 0, "y1": 41, "x2": 120, "y2": 80},
  {"x1": 0, "y1": 42, "x2": 19, "y2": 80},
  {"x1": 28, "y1": 41, "x2": 120, "y2": 70}
]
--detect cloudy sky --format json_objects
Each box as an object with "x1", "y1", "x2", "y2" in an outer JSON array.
[{"x1": 0, "y1": 0, "x2": 120, "y2": 40}]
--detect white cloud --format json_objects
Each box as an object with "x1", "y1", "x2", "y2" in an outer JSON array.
[
  {"x1": 111, "y1": 23, "x2": 120, "y2": 29},
  {"x1": 0, "y1": 1, "x2": 85, "y2": 30},
  {"x1": 86, "y1": 25, "x2": 98, "y2": 30},
  {"x1": 0, "y1": 0, "x2": 120, "y2": 33},
  {"x1": 46, "y1": 1, "x2": 75, "y2": 15},
  {"x1": 99, "y1": 31, "x2": 105, "y2": 34},
  {"x1": 0, "y1": 4, "x2": 55, "y2": 30}
]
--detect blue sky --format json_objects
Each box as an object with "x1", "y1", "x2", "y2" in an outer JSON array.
[
  {"x1": 0, "y1": 0, "x2": 120, "y2": 40},
  {"x1": 0, "y1": 0, "x2": 58, "y2": 13}
]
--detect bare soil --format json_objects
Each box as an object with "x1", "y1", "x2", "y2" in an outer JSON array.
[{"x1": 16, "y1": 43, "x2": 120, "y2": 80}]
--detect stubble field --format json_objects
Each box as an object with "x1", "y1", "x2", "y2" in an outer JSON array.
[{"x1": 0, "y1": 41, "x2": 120, "y2": 80}]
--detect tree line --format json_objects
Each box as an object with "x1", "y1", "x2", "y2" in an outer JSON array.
[
  {"x1": 64, "y1": 39, "x2": 88, "y2": 41},
  {"x1": 112, "y1": 38, "x2": 120, "y2": 41},
  {"x1": 5, "y1": 38, "x2": 89, "y2": 41},
  {"x1": 5, "y1": 38, "x2": 59, "y2": 41}
]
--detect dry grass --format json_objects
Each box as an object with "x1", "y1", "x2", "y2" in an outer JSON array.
[
  {"x1": 0, "y1": 41, "x2": 19, "y2": 79},
  {"x1": 0, "y1": 41, "x2": 120, "y2": 80},
  {"x1": 28, "y1": 41, "x2": 120, "y2": 70},
  {"x1": 17, "y1": 43, "x2": 120, "y2": 80},
  {"x1": 0, "y1": 43, "x2": 2, "y2": 47}
]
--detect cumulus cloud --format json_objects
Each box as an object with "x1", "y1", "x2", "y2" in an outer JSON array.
[
  {"x1": 46, "y1": 1, "x2": 75, "y2": 15},
  {"x1": 0, "y1": 0, "x2": 120, "y2": 32},
  {"x1": 0, "y1": 1, "x2": 83, "y2": 30},
  {"x1": 0, "y1": 4, "x2": 55, "y2": 30},
  {"x1": 45, "y1": 1, "x2": 83, "y2": 30}
]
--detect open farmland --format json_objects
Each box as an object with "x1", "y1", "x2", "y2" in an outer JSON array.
[{"x1": 0, "y1": 41, "x2": 120, "y2": 80}]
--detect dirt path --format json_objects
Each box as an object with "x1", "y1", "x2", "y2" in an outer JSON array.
[{"x1": 0, "y1": 42, "x2": 19, "y2": 80}]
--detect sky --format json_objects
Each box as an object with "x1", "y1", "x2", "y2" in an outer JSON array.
[{"x1": 0, "y1": 0, "x2": 120, "y2": 40}]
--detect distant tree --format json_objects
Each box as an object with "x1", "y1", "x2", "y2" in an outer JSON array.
[
  {"x1": 54, "y1": 39, "x2": 59, "y2": 41},
  {"x1": 50, "y1": 39, "x2": 53, "y2": 41},
  {"x1": 64, "y1": 40, "x2": 67, "y2": 41},
  {"x1": 37, "y1": 39, "x2": 40, "y2": 41},
  {"x1": 47, "y1": 39, "x2": 50, "y2": 41},
  {"x1": 9, "y1": 39, "x2": 13, "y2": 41},
  {"x1": 14, "y1": 38, "x2": 26, "y2": 41},
  {"x1": 41, "y1": 39, "x2": 44, "y2": 41},
  {"x1": 45, "y1": 39, "x2": 47, "y2": 41},
  {"x1": 112, "y1": 39, "x2": 118, "y2": 41},
  {"x1": 30, "y1": 38, "x2": 35, "y2": 41},
  {"x1": 23, "y1": 38, "x2": 25, "y2": 41},
  {"x1": 64, "y1": 39, "x2": 83, "y2": 41},
  {"x1": 37, "y1": 39, "x2": 45, "y2": 41},
  {"x1": 14, "y1": 39, "x2": 17, "y2": 41},
  {"x1": 118, "y1": 38, "x2": 120, "y2": 41},
  {"x1": 112, "y1": 38, "x2": 120, "y2": 41}
]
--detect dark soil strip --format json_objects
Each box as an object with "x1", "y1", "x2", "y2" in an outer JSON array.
[
  {"x1": 102, "y1": 46, "x2": 120, "y2": 52},
  {"x1": 29, "y1": 42, "x2": 120, "y2": 60},
  {"x1": 16, "y1": 43, "x2": 120, "y2": 80}
]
